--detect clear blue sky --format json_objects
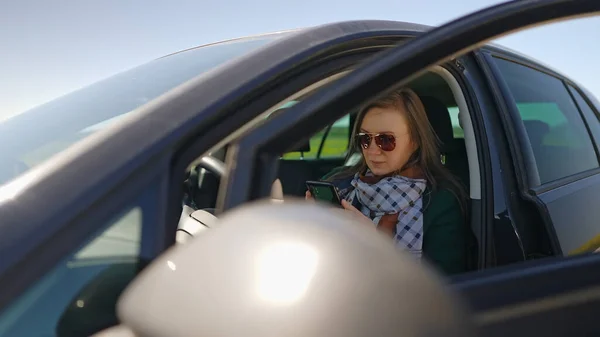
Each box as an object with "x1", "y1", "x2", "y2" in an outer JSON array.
[{"x1": 2, "y1": 0, "x2": 599, "y2": 120}]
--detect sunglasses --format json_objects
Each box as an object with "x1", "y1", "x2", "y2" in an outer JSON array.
[{"x1": 356, "y1": 132, "x2": 396, "y2": 152}]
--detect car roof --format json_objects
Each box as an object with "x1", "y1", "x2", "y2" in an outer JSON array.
[
  {"x1": 157, "y1": 20, "x2": 432, "y2": 60},
  {"x1": 156, "y1": 28, "x2": 302, "y2": 59},
  {"x1": 159, "y1": 20, "x2": 571, "y2": 82}
]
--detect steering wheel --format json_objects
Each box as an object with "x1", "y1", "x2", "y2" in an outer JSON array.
[
  {"x1": 178, "y1": 155, "x2": 226, "y2": 243},
  {"x1": 183, "y1": 155, "x2": 226, "y2": 210},
  {"x1": 196, "y1": 155, "x2": 226, "y2": 177},
  {"x1": 177, "y1": 155, "x2": 287, "y2": 244}
]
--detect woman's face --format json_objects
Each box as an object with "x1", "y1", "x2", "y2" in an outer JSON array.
[{"x1": 359, "y1": 106, "x2": 416, "y2": 176}]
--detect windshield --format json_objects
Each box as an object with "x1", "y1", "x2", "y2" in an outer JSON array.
[{"x1": 0, "y1": 34, "x2": 284, "y2": 186}]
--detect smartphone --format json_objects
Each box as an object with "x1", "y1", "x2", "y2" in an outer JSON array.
[{"x1": 306, "y1": 180, "x2": 343, "y2": 207}]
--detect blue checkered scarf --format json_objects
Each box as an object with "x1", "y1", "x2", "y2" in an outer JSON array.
[{"x1": 343, "y1": 171, "x2": 427, "y2": 258}]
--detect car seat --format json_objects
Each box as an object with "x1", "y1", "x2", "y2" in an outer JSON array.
[
  {"x1": 419, "y1": 95, "x2": 477, "y2": 271},
  {"x1": 419, "y1": 96, "x2": 470, "y2": 192}
]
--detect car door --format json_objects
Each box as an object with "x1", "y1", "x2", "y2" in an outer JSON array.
[
  {"x1": 0, "y1": 22, "x2": 436, "y2": 337},
  {"x1": 217, "y1": 1, "x2": 600, "y2": 336}
]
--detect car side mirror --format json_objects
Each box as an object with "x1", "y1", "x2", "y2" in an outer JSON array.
[{"x1": 114, "y1": 200, "x2": 477, "y2": 337}]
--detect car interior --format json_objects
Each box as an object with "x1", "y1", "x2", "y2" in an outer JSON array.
[{"x1": 179, "y1": 65, "x2": 483, "y2": 266}]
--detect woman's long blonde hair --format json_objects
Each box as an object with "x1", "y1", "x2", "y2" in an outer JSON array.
[{"x1": 328, "y1": 87, "x2": 467, "y2": 212}]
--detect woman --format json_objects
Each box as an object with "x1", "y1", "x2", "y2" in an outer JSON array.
[{"x1": 306, "y1": 88, "x2": 473, "y2": 275}]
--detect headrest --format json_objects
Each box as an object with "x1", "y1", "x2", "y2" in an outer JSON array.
[
  {"x1": 289, "y1": 139, "x2": 311, "y2": 153},
  {"x1": 419, "y1": 96, "x2": 455, "y2": 153}
]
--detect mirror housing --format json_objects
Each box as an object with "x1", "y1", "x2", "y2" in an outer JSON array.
[{"x1": 116, "y1": 200, "x2": 476, "y2": 337}]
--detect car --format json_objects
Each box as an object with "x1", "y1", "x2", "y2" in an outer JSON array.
[{"x1": 2, "y1": 0, "x2": 600, "y2": 336}]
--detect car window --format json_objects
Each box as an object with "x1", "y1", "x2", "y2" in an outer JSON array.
[
  {"x1": 447, "y1": 106, "x2": 464, "y2": 138},
  {"x1": 493, "y1": 57, "x2": 599, "y2": 185},
  {"x1": 0, "y1": 206, "x2": 143, "y2": 337},
  {"x1": 281, "y1": 114, "x2": 350, "y2": 159},
  {"x1": 567, "y1": 85, "x2": 600, "y2": 147}
]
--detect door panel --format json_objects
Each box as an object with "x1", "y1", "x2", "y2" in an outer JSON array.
[{"x1": 537, "y1": 173, "x2": 600, "y2": 255}]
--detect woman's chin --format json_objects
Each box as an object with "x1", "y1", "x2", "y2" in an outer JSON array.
[{"x1": 368, "y1": 166, "x2": 392, "y2": 176}]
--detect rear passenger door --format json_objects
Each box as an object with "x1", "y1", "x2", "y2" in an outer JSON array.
[{"x1": 483, "y1": 52, "x2": 600, "y2": 257}]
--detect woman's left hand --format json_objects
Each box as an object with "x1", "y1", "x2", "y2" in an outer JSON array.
[{"x1": 341, "y1": 200, "x2": 373, "y2": 226}]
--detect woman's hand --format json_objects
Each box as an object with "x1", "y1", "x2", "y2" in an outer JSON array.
[
  {"x1": 305, "y1": 190, "x2": 313, "y2": 201},
  {"x1": 342, "y1": 200, "x2": 395, "y2": 237},
  {"x1": 341, "y1": 200, "x2": 373, "y2": 227}
]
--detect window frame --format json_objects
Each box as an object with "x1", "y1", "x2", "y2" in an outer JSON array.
[{"x1": 481, "y1": 50, "x2": 600, "y2": 192}]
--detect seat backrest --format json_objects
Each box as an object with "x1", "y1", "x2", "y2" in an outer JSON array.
[
  {"x1": 419, "y1": 96, "x2": 456, "y2": 153},
  {"x1": 419, "y1": 96, "x2": 469, "y2": 189},
  {"x1": 419, "y1": 95, "x2": 477, "y2": 270}
]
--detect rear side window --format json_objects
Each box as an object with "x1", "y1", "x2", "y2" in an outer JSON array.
[
  {"x1": 447, "y1": 106, "x2": 464, "y2": 138},
  {"x1": 567, "y1": 85, "x2": 600, "y2": 146},
  {"x1": 493, "y1": 57, "x2": 599, "y2": 185},
  {"x1": 282, "y1": 115, "x2": 350, "y2": 160}
]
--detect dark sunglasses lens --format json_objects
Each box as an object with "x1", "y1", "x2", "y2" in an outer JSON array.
[
  {"x1": 357, "y1": 134, "x2": 371, "y2": 149},
  {"x1": 375, "y1": 134, "x2": 396, "y2": 151}
]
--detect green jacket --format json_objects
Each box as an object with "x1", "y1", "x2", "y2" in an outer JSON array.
[
  {"x1": 324, "y1": 170, "x2": 471, "y2": 276},
  {"x1": 420, "y1": 187, "x2": 470, "y2": 275}
]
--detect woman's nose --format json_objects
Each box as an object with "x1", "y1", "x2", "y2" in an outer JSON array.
[{"x1": 365, "y1": 142, "x2": 382, "y2": 155}]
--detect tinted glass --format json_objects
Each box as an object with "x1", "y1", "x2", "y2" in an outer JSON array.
[
  {"x1": 282, "y1": 114, "x2": 350, "y2": 159},
  {"x1": 568, "y1": 85, "x2": 600, "y2": 146},
  {"x1": 493, "y1": 57, "x2": 599, "y2": 184},
  {"x1": 0, "y1": 206, "x2": 142, "y2": 336},
  {"x1": 447, "y1": 106, "x2": 464, "y2": 138},
  {"x1": 0, "y1": 35, "x2": 282, "y2": 186}
]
